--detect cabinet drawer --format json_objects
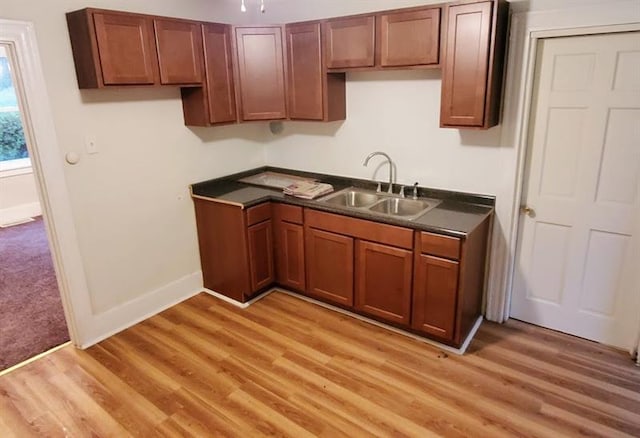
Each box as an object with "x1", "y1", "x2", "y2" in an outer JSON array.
[
  {"x1": 420, "y1": 231, "x2": 460, "y2": 260},
  {"x1": 273, "y1": 203, "x2": 303, "y2": 224},
  {"x1": 305, "y1": 209, "x2": 413, "y2": 250},
  {"x1": 246, "y1": 202, "x2": 272, "y2": 226}
]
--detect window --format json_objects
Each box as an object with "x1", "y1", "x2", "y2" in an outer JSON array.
[{"x1": 0, "y1": 45, "x2": 29, "y2": 172}]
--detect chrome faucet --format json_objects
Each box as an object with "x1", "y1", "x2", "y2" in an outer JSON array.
[{"x1": 363, "y1": 151, "x2": 394, "y2": 194}]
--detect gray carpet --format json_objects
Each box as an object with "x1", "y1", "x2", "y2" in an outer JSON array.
[{"x1": 0, "y1": 216, "x2": 69, "y2": 370}]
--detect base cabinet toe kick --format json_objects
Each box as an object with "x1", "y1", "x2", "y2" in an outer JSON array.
[{"x1": 193, "y1": 199, "x2": 491, "y2": 348}]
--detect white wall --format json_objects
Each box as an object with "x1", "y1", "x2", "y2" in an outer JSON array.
[
  {"x1": 0, "y1": 170, "x2": 41, "y2": 225},
  {"x1": 0, "y1": 0, "x2": 266, "y2": 320}
]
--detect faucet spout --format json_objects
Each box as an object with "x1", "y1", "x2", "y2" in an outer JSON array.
[{"x1": 363, "y1": 151, "x2": 394, "y2": 194}]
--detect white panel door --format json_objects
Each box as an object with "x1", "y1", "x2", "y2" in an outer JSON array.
[{"x1": 512, "y1": 32, "x2": 640, "y2": 349}]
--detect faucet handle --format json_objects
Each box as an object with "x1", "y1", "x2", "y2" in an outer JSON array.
[
  {"x1": 399, "y1": 185, "x2": 405, "y2": 198},
  {"x1": 412, "y1": 182, "x2": 419, "y2": 200},
  {"x1": 376, "y1": 182, "x2": 381, "y2": 192}
]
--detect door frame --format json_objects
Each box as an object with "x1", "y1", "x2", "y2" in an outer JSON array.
[
  {"x1": 500, "y1": 10, "x2": 640, "y2": 345},
  {"x1": 1, "y1": 20, "x2": 92, "y2": 347},
  {"x1": 488, "y1": 1, "x2": 640, "y2": 326}
]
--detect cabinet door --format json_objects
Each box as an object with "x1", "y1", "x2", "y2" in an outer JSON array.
[
  {"x1": 93, "y1": 12, "x2": 159, "y2": 85},
  {"x1": 286, "y1": 22, "x2": 324, "y2": 120},
  {"x1": 305, "y1": 228, "x2": 354, "y2": 306},
  {"x1": 324, "y1": 16, "x2": 375, "y2": 69},
  {"x1": 378, "y1": 8, "x2": 440, "y2": 67},
  {"x1": 235, "y1": 26, "x2": 287, "y2": 121},
  {"x1": 412, "y1": 254, "x2": 459, "y2": 341},
  {"x1": 248, "y1": 220, "x2": 275, "y2": 293},
  {"x1": 154, "y1": 18, "x2": 203, "y2": 85},
  {"x1": 275, "y1": 222, "x2": 306, "y2": 292},
  {"x1": 355, "y1": 240, "x2": 413, "y2": 326},
  {"x1": 440, "y1": 1, "x2": 492, "y2": 127},
  {"x1": 203, "y1": 23, "x2": 237, "y2": 124}
]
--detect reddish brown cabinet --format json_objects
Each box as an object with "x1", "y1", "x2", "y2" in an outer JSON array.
[
  {"x1": 273, "y1": 204, "x2": 305, "y2": 292},
  {"x1": 234, "y1": 26, "x2": 288, "y2": 121},
  {"x1": 154, "y1": 18, "x2": 203, "y2": 85},
  {"x1": 324, "y1": 16, "x2": 376, "y2": 69},
  {"x1": 286, "y1": 22, "x2": 346, "y2": 121},
  {"x1": 305, "y1": 228, "x2": 354, "y2": 307},
  {"x1": 247, "y1": 219, "x2": 275, "y2": 292},
  {"x1": 412, "y1": 253, "x2": 459, "y2": 340},
  {"x1": 440, "y1": 0, "x2": 508, "y2": 128},
  {"x1": 66, "y1": 8, "x2": 206, "y2": 89},
  {"x1": 355, "y1": 240, "x2": 413, "y2": 326},
  {"x1": 182, "y1": 23, "x2": 237, "y2": 126},
  {"x1": 377, "y1": 8, "x2": 440, "y2": 68},
  {"x1": 67, "y1": 9, "x2": 160, "y2": 88}
]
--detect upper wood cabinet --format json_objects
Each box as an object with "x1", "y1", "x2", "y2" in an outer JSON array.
[
  {"x1": 234, "y1": 26, "x2": 288, "y2": 121},
  {"x1": 66, "y1": 8, "x2": 205, "y2": 89},
  {"x1": 377, "y1": 8, "x2": 441, "y2": 68},
  {"x1": 324, "y1": 16, "x2": 375, "y2": 69},
  {"x1": 440, "y1": 0, "x2": 508, "y2": 128},
  {"x1": 286, "y1": 22, "x2": 346, "y2": 122},
  {"x1": 154, "y1": 18, "x2": 203, "y2": 85},
  {"x1": 67, "y1": 9, "x2": 160, "y2": 88},
  {"x1": 182, "y1": 23, "x2": 237, "y2": 126}
]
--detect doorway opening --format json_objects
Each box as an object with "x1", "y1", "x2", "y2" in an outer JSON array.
[{"x1": 0, "y1": 44, "x2": 70, "y2": 371}]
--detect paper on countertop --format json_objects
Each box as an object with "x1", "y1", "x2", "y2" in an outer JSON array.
[{"x1": 283, "y1": 181, "x2": 334, "y2": 200}]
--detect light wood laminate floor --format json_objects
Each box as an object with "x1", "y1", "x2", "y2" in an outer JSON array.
[{"x1": 1, "y1": 291, "x2": 638, "y2": 437}]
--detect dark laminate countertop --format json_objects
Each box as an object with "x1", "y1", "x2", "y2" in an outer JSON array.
[{"x1": 191, "y1": 167, "x2": 494, "y2": 238}]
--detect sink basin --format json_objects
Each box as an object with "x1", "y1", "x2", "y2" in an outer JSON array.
[
  {"x1": 319, "y1": 187, "x2": 441, "y2": 220},
  {"x1": 321, "y1": 189, "x2": 382, "y2": 208},
  {"x1": 368, "y1": 198, "x2": 435, "y2": 218}
]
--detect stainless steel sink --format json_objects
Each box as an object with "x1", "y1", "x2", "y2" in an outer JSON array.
[
  {"x1": 319, "y1": 187, "x2": 440, "y2": 220},
  {"x1": 368, "y1": 197, "x2": 435, "y2": 218},
  {"x1": 321, "y1": 189, "x2": 383, "y2": 208}
]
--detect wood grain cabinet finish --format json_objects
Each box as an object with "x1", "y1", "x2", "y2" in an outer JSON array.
[
  {"x1": 412, "y1": 254, "x2": 459, "y2": 340},
  {"x1": 192, "y1": 198, "x2": 250, "y2": 302},
  {"x1": 247, "y1": 220, "x2": 275, "y2": 293},
  {"x1": 324, "y1": 16, "x2": 375, "y2": 69},
  {"x1": 273, "y1": 203, "x2": 305, "y2": 292},
  {"x1": 355, "y1": 240, "x2": 413, "y2": 326},
  {"x1": 154, "y1": 18, "x2": 204, "y2": 85},
  {"x1": 305, "y1": 228, "x2": 354, "y2": 307},
  {"x1": 286, "y1": 22, "x2": 346, "y2": 122},
  {"x1": 67, "y1": 9, "x2": 160, "y2": 88},
  {"x1": 440, "y1": 0, "x2": 508, "y2": 128},
  {"x1": 234, "y1": 26, "x2": 288, "y2": 121},
  {"x1": 377, "y1": 8, "x2": 441, "y2": 67},
  {"x1": 182, "y1": 23, "x2": 237, "y2": 126}
]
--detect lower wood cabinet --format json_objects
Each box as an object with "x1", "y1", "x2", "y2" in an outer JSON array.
[
  {"x1": 273, "y1": 203, "x2": 306, "y2": 292},
  {"x1": 305, "y1": 228, "x2": 354, "y2": 307},
  {"x1": 412, "y1": 254, "x2": 459, "y2": 339},
  {"x1": 192, "y1": 198, "x2": 490, "y2": 347},
  {"x1": 355, "y1": 240, "x2": 413, "y2": 326},
  {"x1": 247, "y1": 220, "x2": 274, "y2": 292}
]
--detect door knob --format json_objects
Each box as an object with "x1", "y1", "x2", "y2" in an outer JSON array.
[{"x1": 520, "y1": 205, "x2": 536, "y2": 217}]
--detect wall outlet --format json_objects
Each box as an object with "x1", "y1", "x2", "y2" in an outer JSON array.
[{"x1": 85, "y1": 135, "x2": 98, "y2": 154}]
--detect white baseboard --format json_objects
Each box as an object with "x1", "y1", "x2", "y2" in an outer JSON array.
[
  {"x1": 202, "y1": 288, "x2": 274, "y2": 309},
  {"x1": 79, "y1": 271, "x2": 203, "y2": 348},
  {"x1": 0, "y1": 202, "x2": 41, "y2": 227}
]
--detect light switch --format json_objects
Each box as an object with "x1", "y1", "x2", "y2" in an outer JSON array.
[{"x1": 85, "y1": 135, "x2": 98, "y2": 154}]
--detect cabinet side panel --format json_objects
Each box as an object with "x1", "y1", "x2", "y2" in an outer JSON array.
[
  {"x1": 455, "y1": 216, "x2": 491, "y2": 345},
  {"x1": 193, "y1": 199, "x2": 249, "y2": 302},
  {"x1": 484, "y1": 0, "x2": 509, "y2": 127},
  {"x1": 181, "y1": 86, "x2": 209, "y2": 126},
  {"x1": 325, "y1": 73, "x2": 346, "y2": 122},
  {"x1": 66, "y1": 9, "x2": 101, "y2": 88}
]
